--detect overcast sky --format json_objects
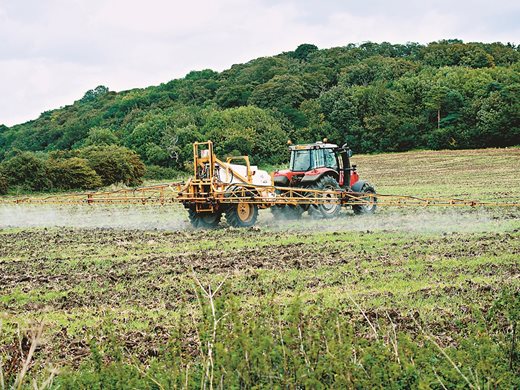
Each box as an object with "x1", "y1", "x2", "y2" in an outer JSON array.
[{"x1": 1, "y1": 0, "x2": 518, "y2": 127}]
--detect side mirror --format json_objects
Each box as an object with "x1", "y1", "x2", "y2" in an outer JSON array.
[{"x1": 341, "y1": 143, "x2": 353, "y2": 158}]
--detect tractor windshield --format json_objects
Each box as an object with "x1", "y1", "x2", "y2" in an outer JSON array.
[
  {"x1": 290, "y1": 150, "x2": 312, "y2": 171},
  {"x1": 290, "y1": 148, "x2": 338, "y2": 172}
]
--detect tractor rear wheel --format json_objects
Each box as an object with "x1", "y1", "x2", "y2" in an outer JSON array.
[
  {"x1": 352, "y1": 184, "x2": 377, "y2": 215},
  {"x1": 226, "y1": 202, "x2": 258, "y2": 227},
  {"x1": 188, "y1": 208, "x2": 222, "y2": 229},
  {"x1": 309, "y1": 176, "x2": 341, "y2": 219}
]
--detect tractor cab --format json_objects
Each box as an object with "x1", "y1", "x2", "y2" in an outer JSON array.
[
  {"x1": 274, "y1": 141, "x2": 359, "y2": 189},
  {"x1": 290, "y1": 143, "x2": 339, "y2": 172}
]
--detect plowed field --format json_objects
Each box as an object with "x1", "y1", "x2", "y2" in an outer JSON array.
[{"x1": 1, "y1": 148, "x2": 519, "y2": 388}]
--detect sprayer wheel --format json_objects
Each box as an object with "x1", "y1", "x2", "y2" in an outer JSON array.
[
  {"x1": 188, "y1": 208, "x2": 222, "y2": 229},
  {"x1": 226, "y1": 202, "x2": 258, "y2": 228}
]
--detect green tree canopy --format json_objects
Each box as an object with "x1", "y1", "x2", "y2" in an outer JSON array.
[
  {"x1": 79, "y1": 145, "x2": 146, "y2": 186},
  {"x1": 249, "y1": 75, "x2": 306, "y2": 109},
  {"x1": 47, "y1": 157, "x2": 103, "y2": 190},
  {"x1": 0, "y1": 152, "x2": 50, "y2": 191},
  {"x1": 0, "y1": 171, "x2": 8, "y2": 194},
  {"x1": 83, "y1": 127, "x2": 119, "y2": 146},
  {"x1": 0, "y1": 39, "x2": 518, "y2": 180},
  {"x1": 292, "y1": 43, "x2": 319, "y2": 61},
  {"x1": 203, "y1": 106, "x2": 289, "y2": 164}
]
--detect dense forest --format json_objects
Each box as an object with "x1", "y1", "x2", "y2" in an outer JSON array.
[{"x1": 0, "y1": 40, "x2": 519, "y2": 192}]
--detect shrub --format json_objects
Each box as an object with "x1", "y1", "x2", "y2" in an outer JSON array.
[
  {"x1": 79, "y1": 145, "x2": 146, "y2": 186},
  {"x1": 47, "y1": 158, "x2": 102, "y2": 190},
  {"x1": 0, "y1": 171, "x2": 8, "y2": 194},
  {"x1": 0, "y1": 152, "x2": 50, "y2": 191}
]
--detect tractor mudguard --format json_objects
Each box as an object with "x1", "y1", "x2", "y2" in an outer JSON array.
[
  {"x1": 300, "y1": 168, "x2": 338, "y2": 185},
  {"x1": 273, "y1": 175, "x2": 289, "y2": 186},
  {"x1": 351, "y1": 180, "x2": 369, "y2": 192}
]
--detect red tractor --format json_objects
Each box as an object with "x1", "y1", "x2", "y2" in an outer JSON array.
[{"x1": 272, "y1": 141, "x2": 376, "y2": 219}]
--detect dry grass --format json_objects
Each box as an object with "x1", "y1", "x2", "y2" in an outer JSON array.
[{"x1": 354, "y1": 147, "x2": 520, "y2": 200}]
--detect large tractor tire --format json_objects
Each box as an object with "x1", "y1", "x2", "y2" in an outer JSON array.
[
  {"x1": 226, "y1": 202, "x2": 258, "y2": 227},
  {"x1": 225, "y1": 185, "x2": 259, "y2": 228},
  {"x1": 309, "y1": 176, "x2": 342, "y2": 219},
  {"x1": 188, "y1": 208, "x2": 222, "y2": 229},
  {"x1": 352, "y1": 181, "x2": 377, "y2": 215}
]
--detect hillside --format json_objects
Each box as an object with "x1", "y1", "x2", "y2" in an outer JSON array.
[{"x1": 1, "y1": 40, "x2": 519, "y2": 173}]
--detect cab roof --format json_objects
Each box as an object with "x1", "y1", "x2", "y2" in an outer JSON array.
[{"x1": 289, "y1": 141, "x2": 338, "y2": 151}]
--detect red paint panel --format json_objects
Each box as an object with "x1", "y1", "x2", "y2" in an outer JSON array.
[{"x1": 350, "y1": 171, "x2": 359, "y2": 186}]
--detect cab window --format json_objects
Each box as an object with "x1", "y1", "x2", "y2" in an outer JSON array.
[
  {"x1": 290, "y1": 150, "x2": 312, "y2": 171},
  {"x1": 323, "y1": 149, "x2": 338, "y2": 170},
  {"x1": 312, "y1": 149, "x2": 325, "y2": 169}
]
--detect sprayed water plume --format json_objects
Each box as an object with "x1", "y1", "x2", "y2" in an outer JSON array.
[
  {"x1": 263, "y1": 207, "x2": 520, "y2": 234},
  {"x1": 0, "y1": 204, "x2": 518, "y2": 233},
  {"x1": 0, "y1": 204, "x2": 188, "y2": 230}
]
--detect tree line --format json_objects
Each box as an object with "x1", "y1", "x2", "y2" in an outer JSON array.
[
  {"x1": 0, "y1": 145, "x2": 145, "y2": 194},
  {"x1": 0, "y1": 40, "x2": 518, "y2": 193}
]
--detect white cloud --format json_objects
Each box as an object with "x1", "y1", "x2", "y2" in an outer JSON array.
[{"x1": 0, "y1": 0, "x2": 518, "y2": 126}]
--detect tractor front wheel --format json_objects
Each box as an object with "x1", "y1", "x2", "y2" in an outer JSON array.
[
  {"x1": 226, "y1": 202, "x2": 259, "y2": 228},
  {"x1": 188, "y1": 209, "x2": 222, "y2": 229}
]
